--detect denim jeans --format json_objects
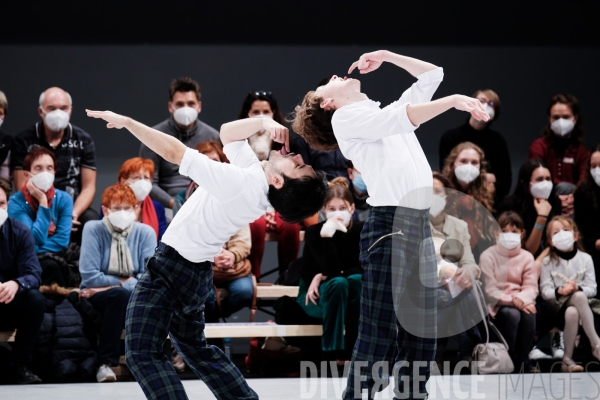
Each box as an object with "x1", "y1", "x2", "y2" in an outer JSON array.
[{"x1": 206, "y1": 275, "x2": 254, "y2": 319}]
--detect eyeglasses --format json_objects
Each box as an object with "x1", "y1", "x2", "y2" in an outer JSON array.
[{"x1": 251, "y1": 91, "x2": 272, "y2": 97}]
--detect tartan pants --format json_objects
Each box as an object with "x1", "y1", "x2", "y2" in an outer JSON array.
[
  {"x1": 125, "y1": 243, "x2": 258, "y2": 400},
  {"x1": 343, "y1": 206, "x2": 437, "y2": 400}
]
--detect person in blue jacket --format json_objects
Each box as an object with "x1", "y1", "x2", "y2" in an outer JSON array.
[{"x1": 8, "y1": 147, "x2": 73, "y2": 287}]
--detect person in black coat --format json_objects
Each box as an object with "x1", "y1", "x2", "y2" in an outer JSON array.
[{"x1": 439, "y1": 89, "x2": 512, "y2": 205}]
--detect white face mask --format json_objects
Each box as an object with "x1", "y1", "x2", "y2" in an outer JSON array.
[
  {"x1": 530, "y1": 180, "x2": 553, "y2": 200},
  {"x1": 30, "y1": 171, "x2": 55, "y2": 192},
  {"x1": 429, "y1": 194, "x2": 447, "y2": 218},
  {"x1": 454, "y1": 164, "x2": 480, "y2": 184},
  {"x1": 172, "y1": 106, "x2": 198, "y2": 126},
  {"x1": 550, "y1": 118, "x2": 575, "y2": 137},
  {"x1": 326, "y1": 210, "x2": 352, "y2": 227},
  {"x1": 107, "y1": 210, "x2": 136, "y2": 230},
  {"x1": 0, "y1": 207, "x2": 7, "y2": 227},
  {"x1": 552, "y1": 230, "x2": 575, "y2": 252},
  {"x1": 591, "y1": 167, "x2": 600, "y2": 187},
  {"x1": 42, "y1": 109, "x2": 70, "y2": 132},
  {"x1": 0, "y1": 117, "x2": 4, "y2": 129},
  {"x1": 128, "y1": 179, "x2": 152, "y2": 202},
  {"x1": 498, "y1": 232, "x2": 522, "y2": 250}
]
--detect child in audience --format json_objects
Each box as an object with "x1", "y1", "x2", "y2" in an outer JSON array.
[
  {"x1": 430, "y1": 171, "x2": 482, "y2": 365},
  {"x1": 298, "y1": 177, "x2": 363, "y2": 363},
  {"x1": 480, "y1": 211, "x2": 538, "y2": 372},
  {"x1": 442, "y1": 142, "x2": 496, "y2": 261},
  {"x1": 498, "y1": 159, "x2": 560, "y2": 257},
  {"x1": 528, "y1": 94, "x2": 590, "y2": 185},
  {"x1": 539, "y1": 215, "x2": 600, "y2": 372},
  {"x1": 574, "y1": 143, "x2": 600, "y2": 281},
  {"x1": 79, "y1": 184, "x2": 156, "y2": 383},
  {"x1": 8, "y1": 147, "x2": 73, "y2": 287}
]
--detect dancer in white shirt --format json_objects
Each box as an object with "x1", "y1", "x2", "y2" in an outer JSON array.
[
  {"x1": 86, "y1": 109, "x2": 328, "y2": 400},
  {"x1": 292, "y1": 50, "x2": 489, "y2": 399}
]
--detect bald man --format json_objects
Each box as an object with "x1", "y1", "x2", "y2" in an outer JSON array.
[{"x1": 11, "y1": 87, "x2": 97, "y2": 246}]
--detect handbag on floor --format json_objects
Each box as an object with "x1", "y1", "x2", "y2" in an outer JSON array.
[{"x1": 470, "y1": 269, "x2": 514, "y2": 374}]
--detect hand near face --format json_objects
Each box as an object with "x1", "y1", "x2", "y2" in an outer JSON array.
[
  {"x1": 533, "y1": 198, "x2": 552, "y2": 216},
  {"x1": 348, "y1": 50, "x2": 385, "y2": 74},
  {"x1": 452, "y1": 95, "x2": 489, "y2": 122},
  {"x1": 26, "y1": 179, "x2": 48, "y2": 206},
  {"x1": 262, "y1": 119, "x2": 289, "y2": 152}
]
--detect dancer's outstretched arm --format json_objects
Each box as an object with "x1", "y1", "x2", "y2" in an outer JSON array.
[
  {"x1": 349, "y1": 50, "x2": 437, "y2": 77},
  {"x1": 407, "y1": 95, "x2": 489, "y2": 126},
  {"x1": 86, "y1": 110, "x2": 187, "y2": 165}
]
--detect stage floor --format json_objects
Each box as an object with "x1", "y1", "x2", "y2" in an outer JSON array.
[{"x1": 1, "y1": 373, "x2": 599, "y2": 400}]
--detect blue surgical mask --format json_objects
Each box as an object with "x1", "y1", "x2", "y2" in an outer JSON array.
[{"x1": 352, "y1": 172, "x2": 367, "y2": 193}]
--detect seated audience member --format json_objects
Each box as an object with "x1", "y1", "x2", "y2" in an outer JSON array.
[
  {"x1": 480, "y1": 211, "x2": 538, "y2": 372},
  {"x1": 430, "y1": 172, "x2": 482, "y2": 364},
  {"x1": 99, "y1": 158, "x2": 167, "y2": 240},
  {"x1": 0, "y1": 178, "x2": 45, "y2": 384},
  {"x1": 439, "y1": 89, "x2": 511, "y2": 204},
  {"x1": 293, "y1": 135, "x2": 349, "y2": 182},
  {"x1": 8, "y1": 147, "x2": 73, "y2": 287},
  {"x1": 554, "y1": 182, "x2": 576, "y2": 219},
  {"x1": 0, "y1": 91, "x2": 12, "y2": 181},
  {"x1": 347, "y1": 161, "x2": 370, "y2": 222},
  {"x1": 205, "y1": 225, "x2": 254, "y2": 321},
  {"x1": 237, "y1": 91, "x2": 286, "y2": 161},
  {"x1": 298, "y1": 178, "x2": 363, "y2": 361},
  {"x1": 574, "y1": 144, "x2": 600, "y2": 279},
  {"x1": 442, "y1": 142, "x2": 496, "y2": 260},
  {"x1": 140, "y1": 77, "x2": 219, "y2": 209},
  {"x1": 11, "y1": 87, "x2": 97, "y2": 245},
  {"x1": 539, "y1": 216, "x2": 600, "y2": 372},
  {"x1": 79, "y1": 184, "x2": 156, "y2": 383},
  {"x1": 498, "y1": 159, "x2": 560, "y2": 257},
  {"x1": 528, "y1": 94, "x2": 590, "y2": 185}
]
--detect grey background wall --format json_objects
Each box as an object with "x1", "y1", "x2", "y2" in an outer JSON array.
[{"x1": 1, "y1": 45, "x2": 599, "y2": 209}]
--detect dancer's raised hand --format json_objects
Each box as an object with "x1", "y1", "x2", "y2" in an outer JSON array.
[
  {"x1": 263, "y1": 118, "x2": 290, "y2": 152},
  {"x1": 348, "y1": 50, "x2": 385, "y2": 74},
  {"x1": 86, "y1": 109, "x2": 129, "y2": 129},
  {"x1": 452, "y1": 95, "x2": 490, "y2": 122}
]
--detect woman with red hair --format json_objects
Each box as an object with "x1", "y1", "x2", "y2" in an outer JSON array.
[
  {"x1": 79, "y1": 183, "x2": 156, "y2": 382},
  {"x1": 101, "y1": 157, "x2": 167, "y2": 240}
]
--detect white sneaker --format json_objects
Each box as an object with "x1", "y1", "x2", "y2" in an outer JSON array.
[
  {"x1": 551, "y1": 332, "x2": 565, "y2": 359},
  {"x1": 529, "y1": 346, "x2": 552, "y2": 360},
  {"x1": 96, "y1": 364, "x2": 117, "y2": 383}
]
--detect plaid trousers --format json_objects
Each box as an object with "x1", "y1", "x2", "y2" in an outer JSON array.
[
  {"x1": 343, "y1": 206, "x2": 437, "y2": 400},
  {"x1": 125, "y1": 243, "x2": 258, "y2": 400}
]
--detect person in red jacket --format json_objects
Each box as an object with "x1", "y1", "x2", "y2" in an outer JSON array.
[{"x1": 528, "y1": 94, "x2": 590, "y2": 185}]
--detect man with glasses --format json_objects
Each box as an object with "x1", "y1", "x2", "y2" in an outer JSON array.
[
  {"x1": 11, "y1": 87, "x2": 97, "y2": 245},
  {"x1": 140, "y1": 77, "x2": 219, "y2": 209}
]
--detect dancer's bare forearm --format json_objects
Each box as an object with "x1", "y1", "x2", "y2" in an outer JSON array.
[
  {"x1": 381, "y1": 51, "x2": 438, "y2": 77},
  {"x1": 406, "y1": 95, "x2": 490, "y2": 126}
]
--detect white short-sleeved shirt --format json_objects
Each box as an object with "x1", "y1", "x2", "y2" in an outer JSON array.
[
  {"x1": 161, "y1": 141, "x2": 271, "y2": 262},
  {"x1": 332, "y1": 67, "x2": 444, "y2": 209}
]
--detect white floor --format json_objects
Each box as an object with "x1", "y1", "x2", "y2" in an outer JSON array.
[{"x1": 1, "y1": 373, "x2": 600, "y2": 400}]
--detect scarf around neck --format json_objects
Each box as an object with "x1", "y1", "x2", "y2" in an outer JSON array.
[
  {"x1": 21, "y1": 183, "x2": 56, "y2": 236},
  {"x1": 102, "y1": 216, "x2": 135, "y2": 277}
]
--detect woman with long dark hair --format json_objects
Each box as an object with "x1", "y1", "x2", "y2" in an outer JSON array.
[
  {"x1": 528, "y1": 94, "x2": 590, "y2": 185},
  {"x1": 498, "y1": 159, "x2": 561, "y2": 257}
]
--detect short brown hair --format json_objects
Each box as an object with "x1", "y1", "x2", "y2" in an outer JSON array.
[
  {"x1": 101, "y1": 184, "x2": 137, "y2": 208},
  {"x1": 291, "y1": 91, "x2": 337, "y2": 151},
  {"x1": 169, "y1": 77, "x2": 201, "y2": 101},
  {"x1": 23, "y1": 146, "x2": 56, "y2": 172},
  {"x1": 497, "y1": 211, "x2": 525, "y2": 231},
  {"x1": 0, "y1": 178, "x2": 10, "y2": 199}
]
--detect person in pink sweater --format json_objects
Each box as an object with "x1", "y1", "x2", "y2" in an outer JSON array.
[{"x1": 480, "y1": 211, "x2": 539, "y2": 372}]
